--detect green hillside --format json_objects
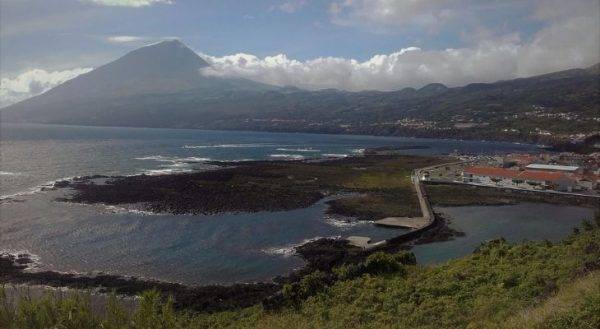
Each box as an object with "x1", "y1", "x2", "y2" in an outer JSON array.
[{"x1": 2, "y1": 215, "x2": 599, "y2": 328}]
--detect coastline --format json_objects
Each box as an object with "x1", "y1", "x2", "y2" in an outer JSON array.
[
  {"x1": 0, "y1": 152, "x2": 460, "y2": 311},
  {"x1": 0, "y1": 121, "x2": 548, "y2": 149},
  {"x1": 2, "y1": 150, "x2": 595, "y2": 312},
  {"x1": 0, "y1": 211, "x2": 461, "y2": 312}
]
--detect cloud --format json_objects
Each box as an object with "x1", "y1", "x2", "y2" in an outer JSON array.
[
  {"x1": 0, "y1": 68, "x2": 93, "y2": 107},
  {"x1": 84, "y1": 0, "x2": 173, "y2": 7},
  {"x1": 200, "y1": 0, "x2": 599, "y2": 91},
  {"x1": 270, "y1": 0, "x2": 308, "y2": 13},
  {"x1": 328, "y1": 0, "x2": 470, "y2": 33},
  {"x1": 107, "y1": 35, "x2": 145, "y2": 43},
  {"x1": 105, "y1": 35, "x2": 180, "y2": 44}
]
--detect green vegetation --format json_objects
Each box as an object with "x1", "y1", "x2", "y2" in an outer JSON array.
[
  {"x1": 326, "y1": 192, "x2": 421, "y2": 220},
  {"x1": 426, "y1": 183, "x2": 599, "y2": 208},
  {"x1": 3, "y1": 218, "x2": 599, "y2": 328}
]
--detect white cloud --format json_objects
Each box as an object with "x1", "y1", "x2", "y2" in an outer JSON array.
[
  {"x1": 200, "y1": 0, "x2": 599, "y2": 91},
  {"x1": 0, "y1": 68, "x2": 93, "y2": 108},
  {"x1": 84, "y1": 0, "x2": 173, "y2": 7},
  {"x1": 107, "y1": 35, "x2": 144, "y2": 43},
  {"x1": 200, "y1": 26, "x2": 598, "y2": 92},
  {"x1": 329, "y1": 0, "x2": 460, "y2": 31},
  {"x1": 270, "y1": 0, "x2": 308, "y2": 13},
  {"x1": 105, "y1": 35, "x2": 181, "y2": 44}
]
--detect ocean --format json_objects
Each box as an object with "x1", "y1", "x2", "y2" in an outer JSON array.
[{"x1": 0, "y1": 123, "x2": 593, "y2": 285}]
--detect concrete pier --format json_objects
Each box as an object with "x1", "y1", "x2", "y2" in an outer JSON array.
[{"x1": 375, "y1": 216, "x2": 428, "y2": 229}]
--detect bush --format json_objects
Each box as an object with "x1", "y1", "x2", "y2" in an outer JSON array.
[
  {"x1": 365, "y1": 252, "x2": 405, "y2": 275},
  {"x1": 281, "y1": 271, "x2": 329, "y2": 308}
]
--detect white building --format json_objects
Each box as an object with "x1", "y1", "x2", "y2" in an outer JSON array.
[{"x1": 525, "y1": 164, "x2": 580, "y2": 174}]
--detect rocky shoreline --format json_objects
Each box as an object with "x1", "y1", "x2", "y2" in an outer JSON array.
[
  {"x1": 0, "y1": 212, "x2": 462, "y2": 312},
  {"x1": 56, "y1": 154, "x2": 444, "y2": 217},
  {"x1": 0, "y1": 153, "x2": 478, "y2": 313}
]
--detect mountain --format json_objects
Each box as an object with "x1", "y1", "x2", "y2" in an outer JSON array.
[
  {"x1": 1, "y1": 40, "x2": 598, "y2": 143},
  {"x1": 1, "y1": 40, "x2": 277, "y2": 126}
]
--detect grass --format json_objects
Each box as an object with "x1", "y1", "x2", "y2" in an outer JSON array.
[
  {"x1": 2, "y1": 216, "x2": 599, "y2": 328},
  {"x1": 326, "y1": 190, "x2": 421, "y2": 220},
  {"x1": 502, "y1": 272, "x2": 600, "y2": 329},
  {"x1": 425, "y1": 183, "x2": 599, "y2": 208}
]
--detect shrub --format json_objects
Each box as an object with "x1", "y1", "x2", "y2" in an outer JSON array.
[
  {"x1": 281, "y1": 271, "x2": 329, "y2": 308},
  {"x1": 365, "y1": 252, "x2": 405, "y2": 275}
]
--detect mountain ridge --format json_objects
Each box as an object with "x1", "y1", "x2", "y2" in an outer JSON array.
[{"x1": 1, "y1": 41, "x2": 598, "y2": 144}]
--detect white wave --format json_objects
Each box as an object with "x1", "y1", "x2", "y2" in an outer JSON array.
[
  {"x1": 134, "y1": 155, "x2": 172, "y2": 162},
  {"x1": 322, "y1": 153, "x2": 348, "y2": 158},
  {"x1": 0, "y1": 171, "x2": 22, "y2": 176},
  {"x1": 182, "y1": 143, "x2": 269, "y2": 149},
  {"x1": 0, "y1": 176, "x2": 74, "y2": 201},
  {"x1": 350, "y1": 148, "x2": 365, "y2": 154},
  {"x1": 228, "y1": 158, "x2": 256, "y2": 162},
  {"x1": 135, "y1": 155, "x2": 211, "y2": 175},
  {"x1": 103, "y1": 205, "x2": 158, "y2": 216},
  {"x1": 323, "y1": 215, "x2": 373, "y2": 229},
  {"x1": 142, "y1": 168, "x2": 195, "y2": 176},
  {"x1": 269, "y1": 154, "x2": 305, "y2": 160},
  {"x1": 262, "y1": 236, "x2": 341, "y2": 257},
  {"x1": 134, "y1": 155, "x2": 210, "y2": 163},
  {"x1": 275, "y1": 148, "x2": 320, "y2": 152}
]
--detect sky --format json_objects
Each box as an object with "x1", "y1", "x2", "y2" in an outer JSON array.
[{"x1": 1, "y1": 0, "x2": 599, "y2": 107}]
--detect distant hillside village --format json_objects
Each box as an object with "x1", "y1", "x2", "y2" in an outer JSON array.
[{"x1": 423, "y1": 152, "x2": 600, "y2": 195}]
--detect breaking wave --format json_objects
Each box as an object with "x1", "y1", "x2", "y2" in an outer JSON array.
[
  {"x1": 135, "y1": 155, "x2": 212, "y2": 175},
  {"x1": 269, "y1": 154, "x2": 305, "y2": 160},
  {"x1": 262, "y1": 236, "x2": 341, "y2": 257},
  {"x1": 0, "y1": 177, "x2": 74, "y2": 202},
  {"x1": 323, "y1": 215, "x2": 373, "y2": 228},
  {"x1": 322, "y1": 153, "x2": 348, "y2": 158},
  {"x1": 275, "y1": 148, "x2": 320, "y2": 152},
  {"x1": 0, "y1": 171, "x2": 22, "y2": 176},
  {"x1": 182, "y1": 143, "x2": 270, "y2": 149},
  {"x1": 134, "y1": 155, "x2": 210, "y2": 162},
  {"x1": 103, "y1": 205, "x2": 158, "y2": 216}
]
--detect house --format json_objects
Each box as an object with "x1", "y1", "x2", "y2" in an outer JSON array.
[
  {"x1": 517, "y1": 170, "x2": 576, "y2": 192},
  {"x1": 462, "y1": 167, "x2": 519, "y2": 186},
  {"x1": 462, "y1": 166, "x2": 577, "y2": 191}
]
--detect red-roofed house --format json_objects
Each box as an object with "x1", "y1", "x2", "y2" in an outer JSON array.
[
  {"x1": 462, "y1": 167, "x2": 520, "y2": 186},
  {"x1": 517, "y1": 170, "x2": 576, "y2": 191}
]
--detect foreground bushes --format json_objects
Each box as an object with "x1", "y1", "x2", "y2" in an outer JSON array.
[{"x1": 2, "y1": 223, "x2": 600, "y2": 328}]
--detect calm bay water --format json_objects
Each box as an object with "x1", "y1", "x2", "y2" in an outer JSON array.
[
  {"x1": 414, "y1": 203, "x2": 594, "y2": 264},
  {"x1": 0, "y1": 123, "x2": 592, "y2": 285}
]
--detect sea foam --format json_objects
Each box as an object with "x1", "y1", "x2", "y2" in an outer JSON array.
[
  {"x1": 269, "y1": 154, "x2": 305, "y2": 160},
  {"x1": 262, "y1": 236, "x2": 342, "y2": 257}
]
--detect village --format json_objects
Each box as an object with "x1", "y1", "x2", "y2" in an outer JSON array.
[{"x1": 423, "y1": 151, "x2": 600, "y2": 196}]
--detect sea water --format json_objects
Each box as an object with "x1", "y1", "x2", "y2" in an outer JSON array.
[{"x1": 1, "y1": 123, "x2": 592, "y2": 285}]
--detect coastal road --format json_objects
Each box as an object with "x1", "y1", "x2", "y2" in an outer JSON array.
[
  {"x1": 373, "y1": 162, "x2": 461, "y2": 230},
  {"x1": 349, "y1": 161, "x2": 459, "y2": 249}
]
